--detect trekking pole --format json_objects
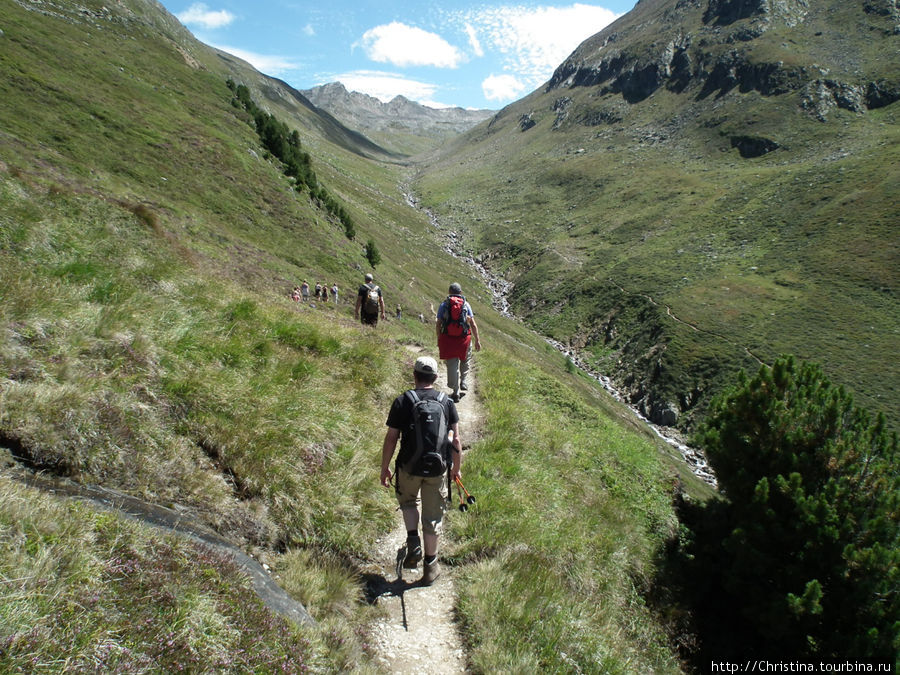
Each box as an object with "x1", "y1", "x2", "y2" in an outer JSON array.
[
  {"x1": 456, "y1": 482, "x2": 468, "y2": 512},
  {"x1": 454, "y1": 476, "x2": 476, "y2": 508}
]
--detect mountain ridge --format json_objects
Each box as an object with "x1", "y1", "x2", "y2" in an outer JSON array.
[{"x1": 301, "y1": 82, "x2": 494, "y2": 154}]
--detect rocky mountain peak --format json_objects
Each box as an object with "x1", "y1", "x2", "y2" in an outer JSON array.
[
  {"x1": 546, "y1": 0, "x2": 899, "y2": 117},
  {"x1": 300, "y1": 82, "x2": 494, "y2": 143}
]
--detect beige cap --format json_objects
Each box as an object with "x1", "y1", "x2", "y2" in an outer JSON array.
[{"x1": 413, "y1": 356, "x2": 439, "y2": 376}]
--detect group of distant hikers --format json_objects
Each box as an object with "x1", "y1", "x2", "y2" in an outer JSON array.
[
  {"x1": 289, "y1": 271, "x2": 482, "y2": 585},
  {"x1": 290, "y1": 280, "x2": 338, "y2": 304}
]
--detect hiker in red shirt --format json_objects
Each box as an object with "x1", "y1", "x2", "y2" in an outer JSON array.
[{"x1": 435, "y1": 282, "x2": 481, "y2": 402}]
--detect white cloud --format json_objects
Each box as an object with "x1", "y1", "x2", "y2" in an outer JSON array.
[
  {"x1": 214, "y1": 45, "x2": 298, "y2": 76},
  {"x1": 176, "y1": 3, "x2": 235, "y2": 30},
  {"x1": 464, "y1": 3, "x2": 619, "y2": 85},
  {"x1": 357, "y1": 22, "x2": 464, "y2": 68},
  {"x1": 302, "y1": 23, "x2": 315, "y2": 37},
  {"x1": 482, "y1": 73, "x2": 526, "y2": 102},
  {"x1": 465, "y1": 23, "x2": 484, "y2": 58},
  {"x1": 330, "y1": 70, "x2": 442, "y2": 105}
]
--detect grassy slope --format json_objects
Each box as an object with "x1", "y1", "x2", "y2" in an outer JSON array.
[
  {"x1": 0, "y1": 0, "x2": 703, "y2": 670},
  {"x1": 413, "y1": 1, "x2": 899, "y2": 429}
]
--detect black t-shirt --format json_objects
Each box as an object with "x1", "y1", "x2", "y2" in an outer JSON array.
[{"x1": 386, "y1": 388, "x2": 459, "y2": 465}]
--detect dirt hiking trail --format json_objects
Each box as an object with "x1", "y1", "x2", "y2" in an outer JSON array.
[{"x1": 363, "y1": 348, "x2": 483, "y2": 673}]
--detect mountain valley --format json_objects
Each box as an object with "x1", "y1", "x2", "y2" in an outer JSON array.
[{"x1": 1, "y1": 0, "x2": 897, "y2": 670}]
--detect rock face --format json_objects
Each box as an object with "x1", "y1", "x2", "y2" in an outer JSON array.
[
  {"x1": 546, "y1": 0, "x2": 899, "y2": 115},
  {"x1": 301, "y1": 82, "x2": 493, "y2": 140}
]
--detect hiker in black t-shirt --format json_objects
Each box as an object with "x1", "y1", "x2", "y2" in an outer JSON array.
[
  {"x1": 355, "y1": 273, "x2": 386, "y2": 326},
  {"x1": 380, "y1": 356, "x2": 461, "y2": 585}
]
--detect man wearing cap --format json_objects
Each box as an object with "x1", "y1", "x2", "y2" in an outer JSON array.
[
  {"x1": 380, "y1": 356, "x2": 461, "y2": 585},
  {"x1": 355, "y1": 273, "x2": 386, "y2": 326},
  {"x1": 436, "y1": 282, "x2": 481, "y2": 402}
]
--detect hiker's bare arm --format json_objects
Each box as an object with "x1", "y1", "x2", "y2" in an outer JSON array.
[
  {"x1": 470, "y1": 317, "x2": 481, "y2": 351},
  {"x1": 435, "y1": 317, "x2": 442, "y2": 340},
  {"x1": 450, "y1": 422, "x2": 462, "y2": 480},
  {"x1": 379, "y1": 296, "x2": 386, "y2": 318},
  {"x1": 354, "y1": 294, "x2": 361, "y2": 318},
  {"x1": 381, "y1": 427, "x2": 400, "y2": 486}
]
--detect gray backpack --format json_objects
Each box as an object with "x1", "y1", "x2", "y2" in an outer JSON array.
[{"x1": 363, "y1": 283, "x2": 380, "y2": 315}]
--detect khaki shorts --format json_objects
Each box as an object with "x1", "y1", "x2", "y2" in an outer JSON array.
[{"x1": 394, "y1": 468, "x2": 447, "y2": 536}]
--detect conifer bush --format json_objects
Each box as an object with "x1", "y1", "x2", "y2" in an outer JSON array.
[{"x1": 674, "y1": 356, "x2": 899, "y2": 663}]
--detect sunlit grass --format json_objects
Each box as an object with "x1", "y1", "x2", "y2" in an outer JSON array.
[
  {"x1": 445, "y1": 349, "x2": 681, "y2": 672},
  {"x1": 0, "y1": 476, "x2": 334, "y2": 673}
]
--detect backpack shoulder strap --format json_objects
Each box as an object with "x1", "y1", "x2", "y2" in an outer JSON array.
[{"x1": 402, "y1": 390, "x2": 426, "y2": 473}]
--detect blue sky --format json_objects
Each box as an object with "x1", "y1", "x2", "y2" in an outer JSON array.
[{"x1": 160, "y1": 1, "x2": 638, "y2": 110}]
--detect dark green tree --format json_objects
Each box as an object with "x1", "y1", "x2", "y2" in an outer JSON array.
[
  {"x1": 677, "y1": 356, "x2": 898, "y2": 663},
  {"x1": 227, "y1": 81, "x2": 362, "y2": 239},
  {"x1": 364, "y1": 239, "x2": 381, "y2": 269}
]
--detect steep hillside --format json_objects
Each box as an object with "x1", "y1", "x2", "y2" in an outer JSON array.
[
  {"x1": 301, "y1": 82, "x2": 494, "y2": 155},
  {"x1": 414, "y1": 0, "x2": 899, "y2": 430},
  {"x1": 0, "y1": 0, "x2": 698, "y2": 670}
]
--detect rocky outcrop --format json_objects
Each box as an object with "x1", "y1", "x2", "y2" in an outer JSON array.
[
  {"x1": 703, "y1": 0, "x2": 809, "y2": 27},
  {"x1": 548, "y1": 36, "x2": 694, "y2": 103},
  {"x1": 697, "y1": 52, "x2": 804, "y2": 98},
  {"x1": 802, "y1": 78, "x2": 900, "y2": 120},
  {"x1": 546, "y1": 0, "x2": 897, "y2": 117},
  {"x1": 730, "y1": 135, "x2": 780, "y2": 157}
]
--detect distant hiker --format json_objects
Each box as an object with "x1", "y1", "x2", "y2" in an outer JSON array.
[
  {"x1": 300, "y1": 281, "x2": 310, "y2": 302},
  {"x1": 290, "y1": 287, "x2": 301, "y2": 302},
  {"x1": 331, "y1": 283, "x2": 339, "y2": 305},
  {"x1": 436, "y1": 282, "x2": 481, "y2": 402},
  {"x1": 314, "y1": 283, "x2": 322, "y2": 301},
  {"x1": 380, "y1": 356, "x2": 461, "y2": 585},
  {"x1": 396, "y1": 304, "x2": 402, "y2": 319},
  {"x1": 355, "y1": 273, "x2": 386, "y2": 326}
]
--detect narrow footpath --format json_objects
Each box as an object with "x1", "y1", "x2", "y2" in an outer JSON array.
[{"x1": 362, "y1": 346, "x2": 482, "y2": 674}]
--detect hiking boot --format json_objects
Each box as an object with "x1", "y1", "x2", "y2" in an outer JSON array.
[
  {"x1": 450, "y1": 393, "x2": 460, "y2": 403},
  {"x1": 403, "y1": 537, "x2": 422, "y2": 569},
  {"x1": 460, "y1": 382, "x2": 468, "y2": 391},
  {"x1": 421, "y1": 560, "x2": 441, "y2": 585}
]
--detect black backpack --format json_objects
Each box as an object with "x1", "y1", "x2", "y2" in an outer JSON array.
[{"x1": 401, "y1": 390, "x2": 449, "y2": 477}]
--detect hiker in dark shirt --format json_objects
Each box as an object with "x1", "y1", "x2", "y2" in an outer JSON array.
[
  {"x1": 380, "y1": 356, "x2": 461, "y2": 585},
  {"x1": 355, "y1": 273, "x2": 386, "y2": 326}
]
